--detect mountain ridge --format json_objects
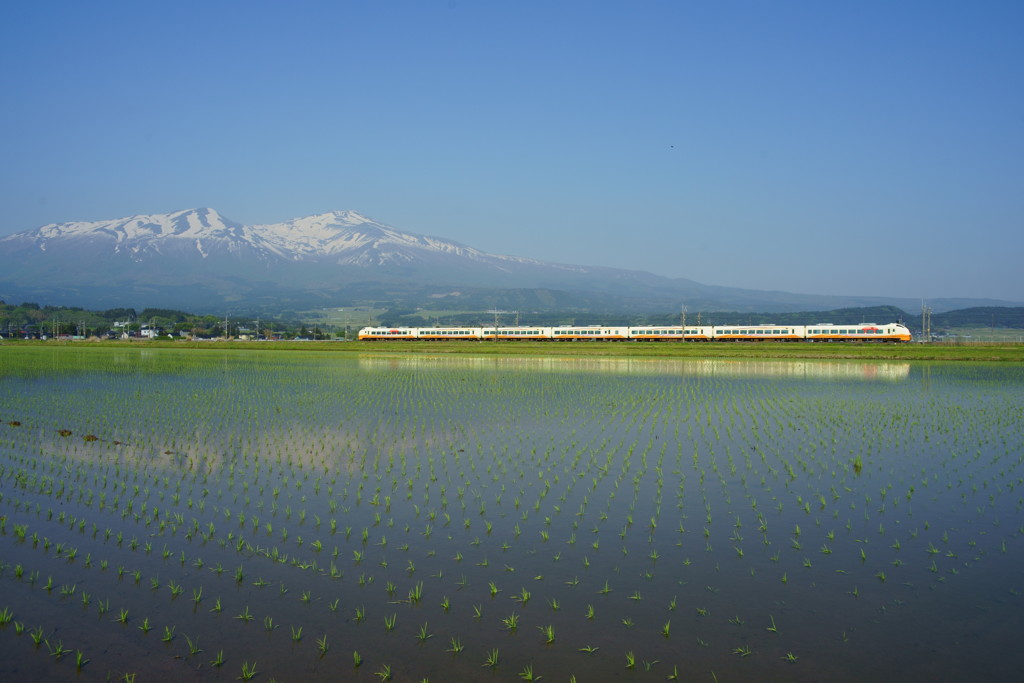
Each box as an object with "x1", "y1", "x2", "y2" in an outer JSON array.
[{"x1": 1, "y1": 208, "x2": 1019, "y2": 315}]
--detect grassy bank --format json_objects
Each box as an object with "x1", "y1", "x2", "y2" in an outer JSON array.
[{"x1": 7, "y1": 338, "x2": 1024, "y2": 361}]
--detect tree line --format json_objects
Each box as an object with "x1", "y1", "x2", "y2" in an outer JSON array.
[{"x1": 0, "y1": 302, "x2": 338, "y2": 339}]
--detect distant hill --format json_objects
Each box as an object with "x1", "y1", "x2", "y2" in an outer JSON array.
[
  {"x1": 1, "y1": 208, "x2": 1019, "y2": 315},
  {"x1": 932, "y1": 307, "x2": 1024, "y2": 329}
]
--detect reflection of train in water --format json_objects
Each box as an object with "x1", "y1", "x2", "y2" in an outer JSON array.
[
  {"x1": 357, "y1": 356, "x2": 913, "y2": 380},
  {"x1": 359, "y1": 323, "x2": 913, "y2": 342}
]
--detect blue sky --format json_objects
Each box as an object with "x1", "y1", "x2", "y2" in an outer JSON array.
[{"x1": 2, "y1": 1, "x2": 1022, "y2": 301}]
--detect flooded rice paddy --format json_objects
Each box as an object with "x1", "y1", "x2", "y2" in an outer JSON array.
[{"x1": 0, "y1": 347, "x2": 1022, "y2": 682}]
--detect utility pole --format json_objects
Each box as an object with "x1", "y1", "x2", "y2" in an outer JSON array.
[
  {"x1": 921, "y1": 301, "x2": 932, "y2": 343},
  {"x1": 681, "y1": 305, "x2": 687, "y2": 342}
]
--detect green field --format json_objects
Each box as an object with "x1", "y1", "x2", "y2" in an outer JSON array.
[
  {"x1": 10, "y1": 338, "x2": 1024, "y2": 362},
  {"x1": 296, "y1": 306, "x2": 388, "y2": 328}
]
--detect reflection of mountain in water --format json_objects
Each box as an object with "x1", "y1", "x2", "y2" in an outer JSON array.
[
  {"x1": 28, "y1": 418, "x2": 450, "y2": 477},
  {"x1": 356, "y1": 355, "x2": 911, "y2": 381}
]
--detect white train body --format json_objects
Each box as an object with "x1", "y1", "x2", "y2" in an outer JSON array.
[{"x1": 359, "y1": 322, "x2": 912, "y2": 342}]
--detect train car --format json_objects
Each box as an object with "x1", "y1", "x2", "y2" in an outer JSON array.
[
  {"x1": 710, "y1": 325, "x2": 806, "y2": 341},
  {"x1": 550, "y1": 326, "x2": 630, "y2": 340},
  {"x1": 627, "y1": 326, "x2": 715, "y2": 341},
  {"x1": 804, "y1": 323, "x2": 912, "y2": 342},
  {"x1": 481, "y1": 327, "x2": 552, "y2": 340},
  {"x1": 358, "y1": 326, "x2": 419, "y2": 340},
  {"x1": 416, "y1": 327, "x2": 483, "y2": 340}
]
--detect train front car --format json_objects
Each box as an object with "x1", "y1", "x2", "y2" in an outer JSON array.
[
  {"x1": 804, "y1": 323, "x2": 912, "y2": 342},
  {"x1": 357, "y1": 326, "x2": 420, "y2": 340},
  {"x1": 710, "y1": 325, "x2": 805, "y2": 341}
]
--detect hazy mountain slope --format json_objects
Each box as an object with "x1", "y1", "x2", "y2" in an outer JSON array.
[{"x1": 0, "y1": 208, "x2": 1018, "y2": 314}]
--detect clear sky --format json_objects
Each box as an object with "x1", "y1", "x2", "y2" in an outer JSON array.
[{"x1": 2, "y1": 1, "x2": 1021, "y2": 301}]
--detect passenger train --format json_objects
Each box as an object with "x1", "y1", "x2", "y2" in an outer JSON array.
[{"x1": 358, "y1": 322, "x2": 913, "y2": 342}]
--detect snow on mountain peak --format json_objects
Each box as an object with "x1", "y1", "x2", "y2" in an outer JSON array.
[{"x1": 2, "y1": 207, "x2": 547, "y2": 268}]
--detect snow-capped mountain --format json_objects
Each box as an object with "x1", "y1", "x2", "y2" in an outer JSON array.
[
  {"x1": 5, "y1": 208, "x2": 574, "y2": 270},
  {"x1": 0, "y1": 208, "x2": 1008, "y2": 313},
  {"x1": 0, "y1": 208, "x2": 627, "y2": 310}
]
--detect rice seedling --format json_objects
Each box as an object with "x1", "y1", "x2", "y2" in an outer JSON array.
[
  {"x1": 238, "y1": 660, "x2": 258, "y2": 680},
  {"x1": 519, "y1": 664, "x2": 540, "y2": 681},
  {"x1": 317, "y1": 633, "x2": 329, "y2": 655},
  {"x1": 185, "y1": 634, "x2": 202, "y2": 656},
  {"x1": 483, "y1": 648, "x2": 500, "y2": 668},
  {"x1": 162, "y1": 625, "x2": 175, "y2": 642},
  {"x1": 374, "y1": 663, "x2": 392, "y2": 681},
  {"x1": 447, "y1": 637, "x2": 464, "y2": 654},
  {"x1": 384, "y1": 613, "x2": 397, "y2": 631},
  {"x1": 503, "y1": 612, "x2": 519, "y2": 631},
  {"x1": 48, "y1": 639, "x2": 71, "y2": 660}
]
